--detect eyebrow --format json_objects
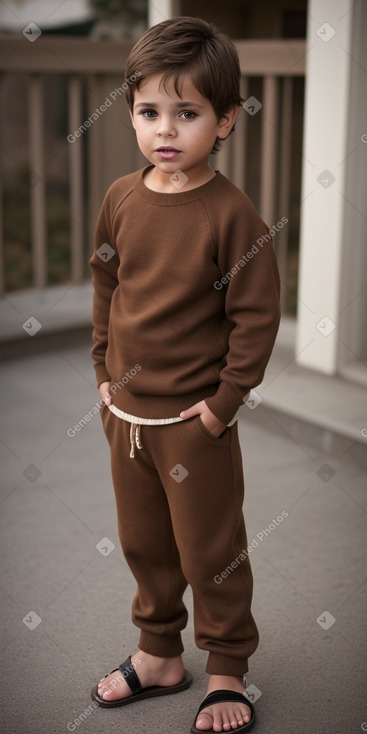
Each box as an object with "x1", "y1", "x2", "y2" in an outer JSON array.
[{"x1": 134, "y1": 101, "x2": 205, "y2": 109}]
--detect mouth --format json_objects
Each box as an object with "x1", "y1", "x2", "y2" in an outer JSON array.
[{"x1": 155, "y1": 146, "x2": 181, "y2": 159}]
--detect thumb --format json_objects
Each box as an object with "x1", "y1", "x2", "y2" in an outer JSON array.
[
  {"x1": 100, "y1": 388, "x2": 112, "y2": 405},
  {"x1": 180, "y1": 403, "x2": 200, "y2": 420},
  {"x1": 99, "y1": 381, "x2": 112, "y2": 405}
]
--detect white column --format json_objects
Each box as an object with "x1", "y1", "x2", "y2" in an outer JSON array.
[
  {"x1": 295, "y1": 0, "x2": 353, "y2": 374},
  {"x1": 148, "y1": 0, "x2": 179, "y2": 28}
]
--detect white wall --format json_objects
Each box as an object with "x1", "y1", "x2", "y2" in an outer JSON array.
[
  {"x1": 148, "y1": 0, "x2": 179, "y2": 27},
  {"x1": 338, "y1": 0, "x2": 367, "y2": 385},
  {"x1": 296, "y1": 0, "x2": 354, "y2": 374}
]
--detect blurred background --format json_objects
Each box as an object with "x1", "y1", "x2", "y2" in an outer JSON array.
[{"x1": 0, "y1": 2, "x2": 366, "y2": 733}]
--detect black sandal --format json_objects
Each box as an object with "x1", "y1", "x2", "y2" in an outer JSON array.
[
  {"x1": 91, "y1": 655, "x2": 193, "y2": 708},
  {"x1": 191, "y1": 689, "x2": 255, "y2": 733}
]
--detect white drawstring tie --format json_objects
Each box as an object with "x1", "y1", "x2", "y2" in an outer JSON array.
[{"x1": 129, "y1": 422, "x2": 143, "y2": 458}]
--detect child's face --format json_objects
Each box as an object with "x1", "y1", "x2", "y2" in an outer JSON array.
[{"x1": 130, "y1": 73, "x2": 235, "y2": 178}]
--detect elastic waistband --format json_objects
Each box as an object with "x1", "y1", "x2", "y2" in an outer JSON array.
[{"x1": 108, "y1": 404, "x2": 182, "y2": 425}]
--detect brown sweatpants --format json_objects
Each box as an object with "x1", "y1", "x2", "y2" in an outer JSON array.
[{"x1": 100, "y1": 404, "x2": 259, "y2": 676}]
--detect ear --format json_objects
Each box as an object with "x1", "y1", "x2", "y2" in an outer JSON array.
[{"x1": 217, "y1": 105, "x2": 239, "y2": 140}]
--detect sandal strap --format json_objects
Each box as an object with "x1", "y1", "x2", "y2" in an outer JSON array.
[
  {"x1": 118, "y1": 656, "x2": 142, "y2": 696},
  {"x1": 196, "y1": 689, "x2": 254, "y2": 717}
]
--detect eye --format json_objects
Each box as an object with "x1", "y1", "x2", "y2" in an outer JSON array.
[
  {"x1": 139, "y1": 109, "x2": 158, "y2": 118},
  {"x1": 179, "y1": 111, "x2": 197, "y2": 120}
]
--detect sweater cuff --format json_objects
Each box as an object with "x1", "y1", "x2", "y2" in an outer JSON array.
[
  {"x1": 95, "y1": 363, "x2": 112, "y2": 388},
  {"x1": 205, "y1": 381, "x2": 248, "y2": 426}
]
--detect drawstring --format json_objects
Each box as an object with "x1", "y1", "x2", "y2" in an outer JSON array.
[{"x1": 130, "y1": 423, "x2": 143, "y2": 458}]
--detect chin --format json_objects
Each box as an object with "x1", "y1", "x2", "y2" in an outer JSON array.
[{"x1": 156, "y1": 161, "x2": 180, "y2": 171}]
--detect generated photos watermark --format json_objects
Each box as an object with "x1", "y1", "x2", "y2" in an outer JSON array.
[
  {"x1": 23, "y1": 611, "x2": 42, "y2": 630},
  {"x1": 22, "y1": 22, "x2": 42, "y2": 42},
  {"x1": 22, "y1": 316, "x2": 42, "y2": 336},
  {"x1": 317, "y1": 610, "x2": 336, "y2": 630},
  {"x1": 214, "y1": 217, "x2": 288, "y2": 290},
  {"x1": 67, "y1": 71, "x2": 141, "y2": 143},
  {"x1": 214, "y1": 511, "x2": 289, "y2": 584},
  {"x1": 243, "y1": 96, "x2": 262, "y2": 115},
  {"x1": 66, "y1": 365, "x2": 141, "y2": 437},
  {"x1": 169, "y1": 463, "x2": 189, "y2": 483},
  {"x1": 316, "y1": 316, "x2": 336, "y2": 336},
  {"x1": 169, "y1": 169, "x2": 189, "y2": 189},
  {"x1": 66, "y1": 658, "x2": 141, "y2": 730}
]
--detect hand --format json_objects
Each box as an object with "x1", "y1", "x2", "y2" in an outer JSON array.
[
  {"x1": 99, "y1": 381, "x2": 112, "y2": 406},
  {"x1": 180, "y1": 400, "x2": 227, "y2": 438}
]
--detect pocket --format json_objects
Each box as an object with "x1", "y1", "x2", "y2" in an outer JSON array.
[
  {"x1": 194, "y1": 415, "x2": 230, "y2": 446},
  {"x1": 99, "y1": 403, "x2": 115, "y2": 445},
  {"x1": 100, "y1": 401, "x2": 110, "y2": 423}
]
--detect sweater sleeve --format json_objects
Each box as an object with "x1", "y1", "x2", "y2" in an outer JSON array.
[
  {"x1": 89, "y1": 188, "x2": 120, "y2": 388},
  {"x1": 205, "y1": 200, "x2": 281, "y2": 425}
]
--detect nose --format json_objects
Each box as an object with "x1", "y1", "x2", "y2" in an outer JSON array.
[{"x1": 156, "y1": 115, "x2": 176, "y2": 138}]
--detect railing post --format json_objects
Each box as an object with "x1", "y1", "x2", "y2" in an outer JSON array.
[
  {"x1": 278, "y1": 76, "x2": 293, "y2": 312},
  {"x1": 260, "y1": 75, "x2": 279, "y2": 227},
  {"x1": 0, "y1": 74, "x2": 4, "y2": 295},
  {"x1": 232, "y1": 77, "x2": 248, "y2": 192},
  {"x1": 29, "y1": 74, "x2": 47, "y2": 288},
  {"x1": 68, "y1": 74, "x2": 85, "y2": 282}
]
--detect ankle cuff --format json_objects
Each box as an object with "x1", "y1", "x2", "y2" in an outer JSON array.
[
  {"x1": 138, "y1": 630, "x2": 184, "y2": 658},
  {"x1": 206, "y1": 653, "x2": 249, "y2": 676}
]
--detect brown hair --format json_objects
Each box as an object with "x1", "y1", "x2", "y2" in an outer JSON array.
[{"x1": 124, "y1": 16, "x2": 242, "y2": 153}]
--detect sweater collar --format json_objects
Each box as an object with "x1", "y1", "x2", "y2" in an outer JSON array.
[{"x1": 135, "y1": 164, "x2": 224, "y2": 205}]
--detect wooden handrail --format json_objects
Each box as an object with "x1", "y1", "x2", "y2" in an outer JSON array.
[
  {"x1": 0, "y1": 35, "x2": 305, "y2": 300},
  {"x1": 0, "y1": 35, "x2": 305, "y2": 75}
]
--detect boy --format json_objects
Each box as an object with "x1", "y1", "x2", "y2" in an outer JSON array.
[{"x1": 89, "y1": 17, "x2": 280, "y2": 733}]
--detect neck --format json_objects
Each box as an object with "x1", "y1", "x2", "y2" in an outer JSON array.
[{"x1": 143, "y1": 163, "x2": 216, "y2": 193}]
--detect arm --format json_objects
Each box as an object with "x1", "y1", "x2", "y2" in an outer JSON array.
[
  {"x1": 89, "y1": 189, "x2": 119, "y2": 389},
  {"x1": 205, "y1": 205, "x2": 281, "y2": 425},
  {"x1": 181, "y1": 200, "x2": 281, "y2": 432}
]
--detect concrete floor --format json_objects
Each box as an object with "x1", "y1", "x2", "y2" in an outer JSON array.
[{"x1": 0, "y1": 328, "x2": 366, "y2": 734}]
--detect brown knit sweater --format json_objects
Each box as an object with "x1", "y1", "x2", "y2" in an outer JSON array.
[{"x1": 89, "y1": 165, "x2": 281, "y2": 425}]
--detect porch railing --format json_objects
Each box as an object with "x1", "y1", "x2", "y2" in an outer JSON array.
[{"x1": 0, "y1": 36, "x2": 305, "y2": 312}]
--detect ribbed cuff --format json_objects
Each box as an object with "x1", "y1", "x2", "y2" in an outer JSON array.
[
  {"x1": 206, "y1": 652, "x2": 249, "y2": 676},
  {"x1": 138, "y1": 630, "x2": 184, "y2": 658},
  {"x1": 95, "y1": 362, "x2": 111, "y2": 388},
  {"x1": 205, "y1": 381, "x2": 246, "y2": 426}
]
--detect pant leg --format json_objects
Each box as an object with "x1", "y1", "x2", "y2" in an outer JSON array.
[
  {"x1": 100, "y1": 405, "x2": 188, "y2": 657},
  {"x1": 147, "y1": 415, "x2": 259, "y2": 676}
]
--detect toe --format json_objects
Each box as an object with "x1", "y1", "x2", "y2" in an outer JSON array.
[
  {"x1": 195, "y1": 712, "x2": 214, "y2": 731},
  {"x1": 241, "y1": 703, "x2": 252, "y2": 723},
  {"x1": 97, "y1": 670, "x2": 126, "y2": 701},
  {"x1": 100, "y1": 688, "x2": 112, "y2": 700},
  {"x1": 195, "y1": 697, "x2": 253, "y2": 732},
  {"x1": 230, "y1": 721, "x2": 239, "y2": 730},
  {"x1": 213, "y1": 708, "x2": 229, "y2": 732}
]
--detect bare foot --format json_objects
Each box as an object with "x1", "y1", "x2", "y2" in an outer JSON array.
[
  {"x1": 97, "y1": 650, "x2": 184, "y2": 702},
  {"x1": 195, "y1": 675, "x2": 252, "y2": 732}
]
